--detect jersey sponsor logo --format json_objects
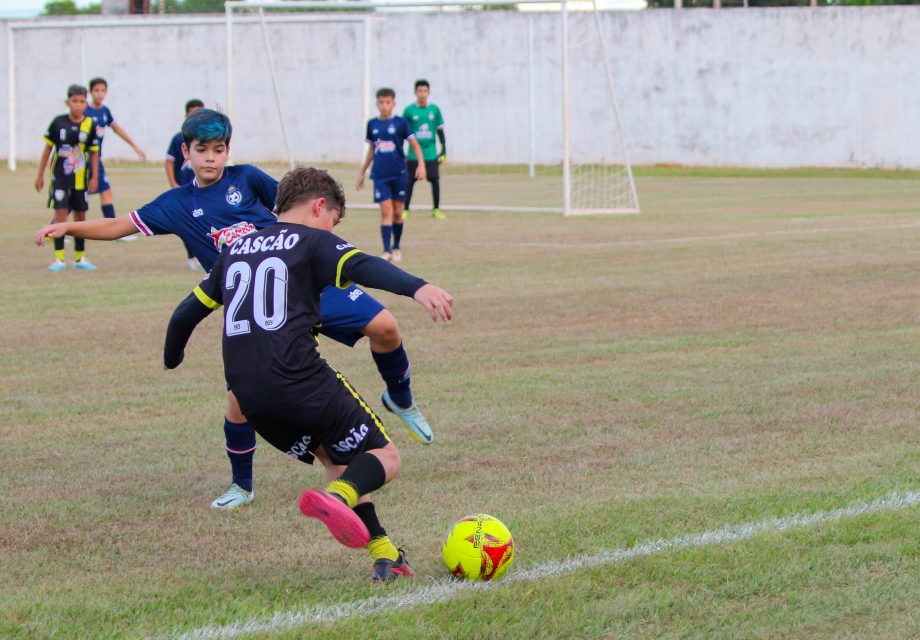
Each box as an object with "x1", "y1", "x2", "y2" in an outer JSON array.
[
  {"x1": 348, "y1": 288, "x2": 364, "y2": 302},
  {"x1": 192, "y1": 208, "x2": 204, "y2": 217},
  {"x1": 374, "y1": 140, "x2": 397, "y2": 154},
  {"x1": 287, "y1": 434, "x2": 312, "y2": 459},
  {"x1": 208, "y1": 221, "x2": 256, "y2": 250},
  {"x1": 225, "y1": 186, "x2": 242, "y2": 206},
  {"x1": 229, "y1": 229, "x2": 300, "y2": 255},
  {"x1": 329, "y1": 423, "x2": 369, "y2": 454}
]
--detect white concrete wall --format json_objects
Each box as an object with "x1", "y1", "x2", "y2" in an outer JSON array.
[{"x1": 3, "y1": 7, "x2": 920, "y2": 168}]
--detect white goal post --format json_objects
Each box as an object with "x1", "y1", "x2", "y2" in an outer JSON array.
[{"x1": 225, "y1": 0, "x2": 640, "y2": 215}]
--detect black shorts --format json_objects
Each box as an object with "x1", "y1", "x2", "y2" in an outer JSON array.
[
  {"x1": 48, "y1": 185, "x2": 89, "y2": 212},
  {"x1": 243, "y1": 373, "x2": 392, "y2": 466},
  {"x1": 407, "y1": 159, "x2": 439, "y2": 181}
]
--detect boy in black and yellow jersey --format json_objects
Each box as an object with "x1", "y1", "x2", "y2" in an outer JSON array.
[{"x1": 35, "y1": 84, "x2": 100, "y2": 271}]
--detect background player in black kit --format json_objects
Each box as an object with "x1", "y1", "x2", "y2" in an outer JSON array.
[{"x1": 164, "y1": 167, "x2": 453, "y2": 582}]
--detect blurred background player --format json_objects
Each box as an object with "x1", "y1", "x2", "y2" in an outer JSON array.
[
  {"x1": 163, "y1": 166, "x2": 453, "y2": 581},
  {"x1": 36, "y1": 108, "x2": 438, "y2": 511},
  {"x1": 35, "y1": 84, "x2": 100, "y2": 271},
  {"x1": 357, "y1": 88, "x2": 426, "y2": 262},
  {"x1": 165, "y1": 99, "x2": 205, "y2": 271},
  {"x1": 86, "y1": 77, "x2": 147, "y2": 241},
  {"x1": 403, "y1": 79, "x2": 446, "y2": 220}
]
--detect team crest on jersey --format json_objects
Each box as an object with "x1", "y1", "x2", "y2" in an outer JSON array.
[
  {"x1": 225, "y1": 186, "x2": 242, "y2": 206},
  {"x1": 387, "y1": 125, "x2": 396, "y2": 134},
  {"x1": 429, "y1": 112, "x2": 434, "y2": 120},
  {"x1": 78, "y1": 131, "x2": 87, "y2": 143},
  {"x1": 208, "y1": 221, "x2": 256, "y2": 250}
]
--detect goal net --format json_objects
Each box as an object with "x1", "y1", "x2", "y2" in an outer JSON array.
[{"x1": 225, "y1": 0, "x2": 639, "y2": 215}]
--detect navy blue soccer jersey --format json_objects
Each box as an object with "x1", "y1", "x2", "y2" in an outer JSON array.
[
  {"x1": 128, "y1": 164, "x2": 278, "y2": 271},
  {"x1": 84, "y1": 104, "x2": 115, "y2": 157},
  {"x1": 365, "y1": 116, "x2": 414, "y2": 180},
  {"x1": 165, "y1": 132, "x2": 195, "y2": 186}
]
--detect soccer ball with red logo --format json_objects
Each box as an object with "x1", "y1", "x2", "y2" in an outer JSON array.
[{"x1": 441, "y1": 513, "x2": 514, "y2": 581}]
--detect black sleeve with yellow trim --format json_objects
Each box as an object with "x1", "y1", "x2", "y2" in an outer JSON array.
[
  {"x1": 339, "y1": 252, "x2": 427, "y2": 298},
  {"x1": 164, "y1": 290, "x2": 219, "y2": 369}
]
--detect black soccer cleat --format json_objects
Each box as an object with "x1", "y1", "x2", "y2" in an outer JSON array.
[{"x1": 372, "y1": 550, "x2": 415, "y2": 584}]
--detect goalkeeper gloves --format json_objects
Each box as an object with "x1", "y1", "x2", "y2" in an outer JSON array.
[{"x1": 438, "y1": 152, "x2": 446, "y2": 164}]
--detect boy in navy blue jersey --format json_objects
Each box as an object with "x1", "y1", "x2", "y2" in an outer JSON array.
[
  {"x1": 163, "y1": 166, "x2": 453, "y2": 581},
  {"x1": 357, "y1": 88, "x2": 426, "y2": 263},
  {"x1": 35, "y1": 84, "x2": 100, "y2": 271},
  {"x1": 165, "y1": 99, "x2": 205, "y2": 270},
  {"x1": 36, "y1": 109, "x2": 437, "y2": 512},
  {"x1": 86, "y1": 78, "x2": 146, "y2": 241}
]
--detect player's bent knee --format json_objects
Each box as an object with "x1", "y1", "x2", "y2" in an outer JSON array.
[
  {"x1": 363, "y1": 310, "x2": 401, "y2": 349},
  {"x1": 372, "y1": 443, "x2": 401, "y2": 482}
]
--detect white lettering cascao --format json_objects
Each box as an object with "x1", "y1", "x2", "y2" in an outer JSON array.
[
  {"x1": 231, "y1": 230, "x2": 300, "y2": 256},
  {"x1": 330, "y1": 424, "x2": 369, "y2": 454},
  {"x1": 287, "y1": 435, "x2": 312, "y2": 459}
]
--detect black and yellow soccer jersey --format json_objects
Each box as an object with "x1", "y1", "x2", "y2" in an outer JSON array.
[
  {"x1": 43, "y1": 114, "x2": 99, "y2": 190},
  {"x1": 189, "y1": 222, "x2": 426, "y2": 416}
]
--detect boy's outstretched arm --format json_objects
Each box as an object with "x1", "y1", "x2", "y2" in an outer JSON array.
[
  {"x1": 164, "y1": 292, "x2": 217, "y2": 369},
  {"x1": 341, "y1": 253, "x2": 453, "y2": 322},
  {"x1": 35, "y1": 216, "x2": 137, "y2": 246}
]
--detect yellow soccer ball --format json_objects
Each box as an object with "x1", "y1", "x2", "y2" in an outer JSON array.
[{"x1": 441, "y1": 513, "x2": 514, "y2": 581}]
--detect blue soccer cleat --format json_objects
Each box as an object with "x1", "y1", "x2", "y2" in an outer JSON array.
[
  {"x1": 74, "y1": 258, "x2": 97, "y2": 270},
  {"x1": 381, "y1": 390, "x2": 434, "y2": 445},
  {"x1": 47, "y1": 259, "x2": 66, "y2": 272}
]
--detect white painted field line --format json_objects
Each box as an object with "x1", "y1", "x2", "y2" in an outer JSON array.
[
  {"x1": 458, "y1": 220, "x2": 920, "y2": 250},
  {"x1": 167, "y1": 490, "x2": 920, "y2": 640}
]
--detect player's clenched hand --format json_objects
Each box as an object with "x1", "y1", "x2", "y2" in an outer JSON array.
[
  {"x1": 35, "y1": 223, "x2": 67, "y2": 246},
  {"x1": 414, "y1": 284, "x2": 453, "y2": 322}
]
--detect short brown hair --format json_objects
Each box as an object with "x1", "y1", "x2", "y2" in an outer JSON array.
[
  {"x1": 376, "y1": 87, "x2": 395, "y2": 99},
  {"x1": 275, "y1": 166, "x2": 347, "y2": 221}
]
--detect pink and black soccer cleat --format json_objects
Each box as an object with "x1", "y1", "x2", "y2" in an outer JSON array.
[{"x1": 299, "y1": 490, "x2": 370, "y2": 549}]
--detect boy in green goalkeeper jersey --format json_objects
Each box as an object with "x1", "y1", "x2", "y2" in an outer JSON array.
[{"x1": 402, "y1": 79, "x2": 446, "y2": 219}]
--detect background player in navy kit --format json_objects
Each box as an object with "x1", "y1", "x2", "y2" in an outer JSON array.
[
  {"x1": 35, "y1": 84, "x2": 100, "y2": 271},
  {"x1": 163, "y1": 166, "x2": 453, "y2": 581},
  {"x1": 357, "y1": 88, "x2": 426, "y2": 263},
  {"x1": 86, "y1": 78, "x2": 147, "y2": 241},
  {"x1": 165, "y1": 99, "x2": 205, "y2": 271},
  {"x1": 36, "y1": 109, "x2": 438, "y2": 511}
]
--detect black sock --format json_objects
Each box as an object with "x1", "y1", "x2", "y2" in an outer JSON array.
[
  {"x1": 392, "y1": 222, "x2": 404, "y2": 249},
  {"x1": 431, "y1": 179, "x2": 440, "y2": 209},
  {"x1": 354, "y1": 502, "x2": 387, "y2": 539},
  {"x1": 102, "y1": 204, "x2": 116, "y2": 219},
  {"x1": 337, "y1": 452, "x2": 387, "y2": 497}
]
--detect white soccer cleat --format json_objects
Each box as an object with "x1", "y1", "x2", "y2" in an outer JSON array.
[
  {"x1": 187, "y1": 258, "x2": 203, "y2": 272},
  {"x1": 210, "y1": 483, "x2": 254, "y2": 510},
  {"x1": 381, "y1": 251, "x2": 393, "y2": 262},
  {"x1": 381, "y1": 391, "x2": 434, "y2": 445},
  {"x1": 117, "y1": 234, "x2": 138, "y2": 242},
  {"x1": 391, "y1": 248, "x2": 402, "y2": 262}
]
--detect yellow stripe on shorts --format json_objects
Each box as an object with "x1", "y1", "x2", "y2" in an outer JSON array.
[{"x1": 335, "y1": 370, "x2": 391, "y2": 442}]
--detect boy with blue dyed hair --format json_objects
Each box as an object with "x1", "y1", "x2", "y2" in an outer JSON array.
[{"x1": 36, "y1": 108, "x2": 438, "y2": 512}]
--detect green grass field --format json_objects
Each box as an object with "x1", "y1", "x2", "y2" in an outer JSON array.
[{"x1": 2, "y1": 165, "x2": 920, "y2": 639}]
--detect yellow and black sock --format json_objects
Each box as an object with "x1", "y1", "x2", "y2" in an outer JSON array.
[{"x1": 355, "y1": 502, "x2": 398, "y2": 562}]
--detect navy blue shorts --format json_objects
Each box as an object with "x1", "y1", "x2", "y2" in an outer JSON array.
[
  {"x1": 317, "y1": 284, "x2": 386, "y2": 347},
  {"x1": 89, "y1": 161, "x2": 112, "y2": 194},
  {"x1": 373, "y1": 175, "x2": 408, "y2": 203}
]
